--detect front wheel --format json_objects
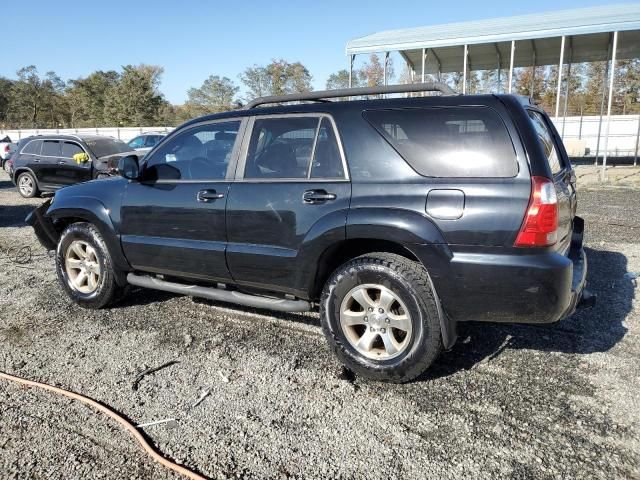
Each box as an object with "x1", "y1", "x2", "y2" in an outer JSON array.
[
  {"x1": 320, "y1": 252, "x2": 442, "y2": 383},
  {"x1": 55, "y1": 222, "x2": 124, "y2": 309}
]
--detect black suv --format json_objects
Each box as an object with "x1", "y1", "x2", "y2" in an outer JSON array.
[
  {"x1": 11, "y1": 134, "x2": 139, "y2": 198},
  {"x1": 27, "y1": 84, "x2": 593, "y2": 382}
]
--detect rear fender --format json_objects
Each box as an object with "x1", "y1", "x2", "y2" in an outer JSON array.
[{"x1": 347, "y1": 208, "x2": 457, "y2": 349}]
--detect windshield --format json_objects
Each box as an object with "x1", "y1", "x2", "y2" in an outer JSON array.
[{"x1": 84, "y1": 137, "x2": 131, "y2": 158}]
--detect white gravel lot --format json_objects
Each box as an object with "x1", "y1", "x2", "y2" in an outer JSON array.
[{"x1": 0, "y1": 170, "x2": 639, "y2": 479}]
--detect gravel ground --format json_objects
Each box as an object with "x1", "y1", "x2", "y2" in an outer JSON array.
[{"x1": 0, "y1": 171, "x2": 639, "y2": 479}]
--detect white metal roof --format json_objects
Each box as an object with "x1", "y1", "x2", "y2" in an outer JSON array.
[{"x1": 346, "y1": 4, "x2": 640, "y2": 71}]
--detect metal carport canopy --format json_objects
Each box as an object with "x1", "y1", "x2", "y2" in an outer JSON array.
[{"x1": 345, "y1": 4, "x2": 640, "y2": 72}]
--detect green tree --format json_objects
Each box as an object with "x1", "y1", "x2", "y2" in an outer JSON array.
[
  {"x1": 615, "y1": 59, "x2": 640, "y2": 114},
  {"x1": 240, "y1": 59, "x2": 313, "y2": 101},
  {"x1": 186, "y1": 75, "x2": 239, "y2": 115},
  {"x1": 358, "y1": 54, "x2": 392, "y2": 88},
  {"x1": 104, "y1": 64, "x2": 166, "y2": 126},
  {"x1": 326, "y1": 69, "x2": 356, "y2": 90},
  {"x1": 66, "y1": 70, "x2": 120, "y2": 127},
  {"x1": 0, "y1": 77, "x2": 14, "y2": 126}
]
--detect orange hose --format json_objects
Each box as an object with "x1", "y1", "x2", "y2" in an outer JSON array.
[{"x1": 0, "y1": 371, "x2": 208, "y2": 480}]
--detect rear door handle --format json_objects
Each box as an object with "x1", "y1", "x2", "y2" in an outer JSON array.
[
  {"x1": 58, "y1": 161, "x2": 66, "y2": 165},
  {"x1": 197, "y1": 189, "x2": 224, "y2": 202},
  {"x1": 303, "y1": 190, "x2": 337, "y2": 204},
  {"x1": 33, "y1": 158, "x2": 40, "y2": 163}
]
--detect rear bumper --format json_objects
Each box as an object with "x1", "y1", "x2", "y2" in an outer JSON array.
[{"x1": 416, "y1": 216, "x2": 594, "y2": 324}]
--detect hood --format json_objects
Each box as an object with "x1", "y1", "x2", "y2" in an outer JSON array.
[{"x1": 98, "y1": 150, "x2": 140, "y2": 169}]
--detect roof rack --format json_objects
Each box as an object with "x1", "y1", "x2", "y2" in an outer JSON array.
[{"x1": 244, "y1": 82, "x2": 457, "y2": 109}]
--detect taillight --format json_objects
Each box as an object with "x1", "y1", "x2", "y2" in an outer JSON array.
[
  {"x1": 3, "y1": 145, "x2": 9, "y2": 153},
  {"x1": 514, "y1": 176, "x2": 558, "y2": 247}
]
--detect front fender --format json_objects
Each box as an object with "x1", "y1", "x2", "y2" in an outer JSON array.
[{"x1": 46, "y1": 196, "x2": 131, "y2": 275}]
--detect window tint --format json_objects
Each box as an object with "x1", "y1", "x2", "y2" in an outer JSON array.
[
  {"x1": 61, "y1": 142, "x2": 85, "y2": 158},
  {"x1": 363, "y1": 107, "x2": 518, "y2": 178},
  {"x1": 528, "y1": 110, "x2": 563, "y2": 176},
  {"x1": 128, "y1": 136, "x2": 145, "y2": 149},
  {"x1": 144, "y1": 121, "x2": 240, "y2": 181},
  {"x1": 145, "y1": 135, "x2": 163, "y2": 147},
  {"x1": 245, "y1": 117, "x2": 319, "y2": 179},
  {"x1": 22, "y1": 140, "x2": 42, "y2": 155},
  {"x1": 41, "y1": 140, "x2": 61, "y2": 157},
  {"x1": 85, "y1": 138, "x2": 130, "y2": 158},
  {"x1": 310, "y1": 118, "x2": 344, "y2": 179}
]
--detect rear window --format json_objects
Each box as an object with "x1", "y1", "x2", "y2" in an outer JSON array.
[
  {"x1": 528, "y1": 110, "x2": 563, "y2": 176},
  {"x1": 363, "y1": 107, "x2": 518, "y2": 178}
]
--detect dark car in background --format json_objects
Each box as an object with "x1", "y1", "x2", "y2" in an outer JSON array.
[{"x1": 11, "y1": 134, "x2": 142, "y2": 198}]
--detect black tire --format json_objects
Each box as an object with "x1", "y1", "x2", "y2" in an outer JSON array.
[
  {"x1": 2, "y1": 159, "x2": 10, "y2": 174},
  {"x1": 55, "y1": 222, "x2": 124, "y2": 309},
  {"x1": 320, "y1": 252, "x2": 442, "y2": 383},
  {"x1": 16, "y1": 171, "x2": 39, "y2": 198}
]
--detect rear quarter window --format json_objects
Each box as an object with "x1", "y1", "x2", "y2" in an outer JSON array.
[
  {"x1": 528, "y1": 110, "x2": 563, "y2": 176},
  {"x1": 363, "y1": 107, "x2": 518, "y2": 178}
]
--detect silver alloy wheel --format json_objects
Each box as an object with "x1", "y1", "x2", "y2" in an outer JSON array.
[
  {"x1": 64, "y1": 240, "x2": 101, "y2": 294},
  {"x1": 3, "y1": 161, "x2": 10, "y2": 174},
  {"x1": 340, "y1": 284, "x2": 413, "y2": 360},
  {"x1": 18, "y1": 175, "x2": 34, "y2": 197}
]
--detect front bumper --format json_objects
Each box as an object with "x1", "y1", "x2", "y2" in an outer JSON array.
[{"x1": 25, "y1": 200, "x2": 59, "y2": 251}]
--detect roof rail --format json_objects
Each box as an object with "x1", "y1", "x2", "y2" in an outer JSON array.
[{"x1": 244, "y1": 82, "x2": 457, "y2": 109}]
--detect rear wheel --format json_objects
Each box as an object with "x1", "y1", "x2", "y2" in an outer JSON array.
[
  {"x1": 320, "y1": 252, "x2": 442, "y2": 383},
  {"x1": 3, "y1": 160, "x2": 11, "y2": 174},
  {"x1": 55, "y1": 222, "x2": 124, "y2": 309},
  {"x1": 17, "y1": 172, "x2": 38, "y2": 198}
]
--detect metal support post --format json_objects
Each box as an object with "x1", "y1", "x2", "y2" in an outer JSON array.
[
  {"x1": 463, "y1": 44, "x2": 468, "y2": 94},
  {"x1": 348, "y1": 54, "x2": 354, "y2": 88},
  {"x1": 601, "y1": 31, "x2": 618, "y2": 181},
  {"x1": 508, "y1": 40, "x2": 515, "y2": 93},
  {"x1": 554, "y1": 36, "x2": 566, "y2": 120},
  {"x1": 595, "y1": 35, "x2": 613, "y2": 165}
]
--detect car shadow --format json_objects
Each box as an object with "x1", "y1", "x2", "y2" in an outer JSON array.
[
  {"x1": 0, "y1": 180, "x2": 15, "y2": 190},
  {"x1": 0, "y1": 204, "x2": 36, "y2": 228},
  {"x1": 421, "y1": 246, "x2": 632, "y2": 381}
]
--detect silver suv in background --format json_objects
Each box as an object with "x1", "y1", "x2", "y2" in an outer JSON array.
[{"x1": 126, "y1": 132, "x2": 167, "y2": 155}]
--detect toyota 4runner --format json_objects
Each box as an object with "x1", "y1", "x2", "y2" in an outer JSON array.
[{"x1": 27, "y1": 83, "x2": 594, "y2": 382}]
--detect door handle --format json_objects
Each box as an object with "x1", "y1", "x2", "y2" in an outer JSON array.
[
  {"x1": 33, "y1": 158, "x2": 40, "y2": 163},
  {"x1": 303, "y1": 190, "x2": 337, "y2": 204},
  {"x1": 197, "y1": 189, "x2": 225, "y2": 202},
  {"x1": 58, "y1": 161, "x2": 66, "y2": 165}
]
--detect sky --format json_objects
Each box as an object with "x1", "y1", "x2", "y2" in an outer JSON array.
[{"x1": 0, "y1": 0, "x2": 631, "y2": 104}]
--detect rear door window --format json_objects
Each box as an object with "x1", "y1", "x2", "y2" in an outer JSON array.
[
  {"x1": 244, "y1": 117, "x2": 318, "y2": 179},
  {"x1": 61, "y1": 142, "x2": 85, "y2": 158},
  {"x1": 310, "y1": 118, "x2": 345, "y2": 179},
  {"x1": 363, "y1": 107, "x2": 518, "y2": 178},
  {"x1": 22, "y1": 140, "x2": 42, "y2": 155},
  {"x1": 41, "y1": 140, "x2": 61, "y2": 157},
  {"x1": 528, "y1": 110, "x2": 563, "y2": 176}
]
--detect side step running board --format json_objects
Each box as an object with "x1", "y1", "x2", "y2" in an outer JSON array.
[{"x1": 126, "y1": 273, "x2": 312, "y2": 313}]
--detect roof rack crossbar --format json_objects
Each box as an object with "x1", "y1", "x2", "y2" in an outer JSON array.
[{"x1": 245, "y1": 82, "x2": 457, "y2": 109}]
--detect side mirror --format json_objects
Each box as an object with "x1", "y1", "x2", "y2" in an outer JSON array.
[{"x1": 117, "y1": 155, "x2": 139, "y2": 180}]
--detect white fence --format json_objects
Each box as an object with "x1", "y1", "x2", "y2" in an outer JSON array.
[
  {"x1": 553, "y1": 114, "x2": 640, "y2": 157},
  {"x1": 1, "y1": 115, "x2": 639, "y2": 158},
  {"x1": 0, "y1": 126, "x2": 174, "y2": 143}
]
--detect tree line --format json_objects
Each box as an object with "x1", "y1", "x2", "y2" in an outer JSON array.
[{"x1": 1, "y1": 54, "x2": 638, "y2": 129}]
